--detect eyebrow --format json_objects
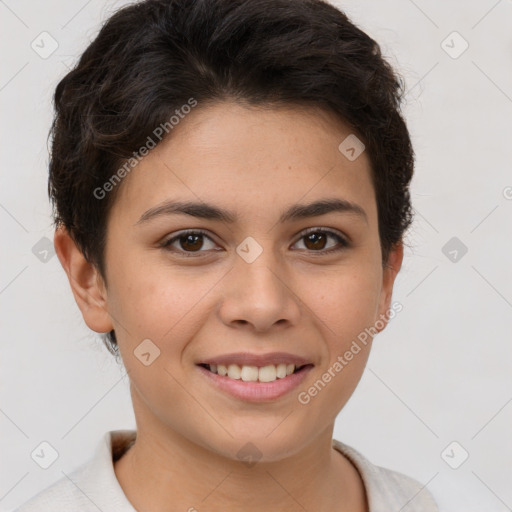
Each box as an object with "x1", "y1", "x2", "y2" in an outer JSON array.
[{"x1": 135, "y1": 198, "x2": 368, "y2": 226}]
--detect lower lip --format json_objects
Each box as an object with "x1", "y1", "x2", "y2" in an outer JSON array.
[{"x1": 197, "y1": 365, "x2": 314, "y2": 402}]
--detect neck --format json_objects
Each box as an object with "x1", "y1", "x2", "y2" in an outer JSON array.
[{"x1": 114, "y1": 422, "x2": 367, "y2": 512}]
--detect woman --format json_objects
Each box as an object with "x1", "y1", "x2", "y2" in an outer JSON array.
[{"x1": 16, "y1": 0, "x2": 438, "y2": 510}]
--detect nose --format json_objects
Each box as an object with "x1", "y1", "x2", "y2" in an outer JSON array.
[{"x1": 217, "y1": 246, "x2": 301, "y2": 333}]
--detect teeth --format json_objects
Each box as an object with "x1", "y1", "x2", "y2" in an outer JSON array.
[
  {"x1": 240, "y1": 365, "x2": 259, "y2": 382},
  {"x1": 227, "y1": 364, "x2": 241, "y2": 380},
  {"x1": 276, "y1": 363, "x2": 287, "y2": 379},
  {"x1": 208, "y1": 363, "x2": 300, "y2": 382},
  {"x1": 258, "y1": 365, "x2": 276, "y2": 382}
]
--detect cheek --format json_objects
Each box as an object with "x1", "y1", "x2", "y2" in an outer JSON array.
[
  {"x1": 301, "y1": 264, "x2": 382, "y2": 343},
  {"x1": 106, "y1": 260, "x2": 224, "y2": 349},
  {"x1": 107, "y1": 270, "x2": 204, "y2": 412},
  {"x1": 295, "y1": 270, "x2": 378, "y2": 416}
]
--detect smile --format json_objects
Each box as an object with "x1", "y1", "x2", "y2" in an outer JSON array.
[
  {"x1": 196, "y1": 363, "x2": 314, "y2": 402},
  {"x1": 199, "y1": 362, "x2": 307, "y2": 382}
]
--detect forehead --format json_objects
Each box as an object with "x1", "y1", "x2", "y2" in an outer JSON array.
[{"x1": 111, "y1": 101, "x2": 376, "y2": 226}]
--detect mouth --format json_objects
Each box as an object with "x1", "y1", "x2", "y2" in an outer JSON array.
[
  {"x1": 197, "y1": 362, "x2": 312, "y2": 383},
  {"x1": 196, "y1": 361, "x2": 314, "y2": 402}
]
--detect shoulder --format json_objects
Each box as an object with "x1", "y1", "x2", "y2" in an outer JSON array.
[
  {"x1": 14, "y1": 471, "x2": 94, "y2": 512},
  {"x1": 14, "y1": 430, "x2": 137, "y2": 512},
  {"x1": 332, "y1": 439, "x2": 439, "y2": 512}
]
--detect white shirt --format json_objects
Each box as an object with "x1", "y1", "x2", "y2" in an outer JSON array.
[{"x1": 15, "y1": 430, "x2": 438, "y2": 511}]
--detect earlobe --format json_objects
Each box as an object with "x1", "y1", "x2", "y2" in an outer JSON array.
[
  {"x1": 376, "y1": 242, "x2": 404, "y2": 332},
  {"x1": 53, "y1": 225, "x2": 114, "y2": 334}
]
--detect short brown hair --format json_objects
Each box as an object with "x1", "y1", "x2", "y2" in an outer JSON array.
[{"x1": 48, "y1": 0, "x2": 415, "y2": 357}]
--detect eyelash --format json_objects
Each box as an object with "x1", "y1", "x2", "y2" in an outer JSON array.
[{"x1": 160, "y1": 227, "x2": 349, "y2": 257}]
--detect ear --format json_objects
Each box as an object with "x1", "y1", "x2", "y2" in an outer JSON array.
[
  {"x1": 375, "y1": 241, "x2": 404, "y2": 333},
  {"x1": 53, "y1": 225, "x2": 113, "y2": 333}
]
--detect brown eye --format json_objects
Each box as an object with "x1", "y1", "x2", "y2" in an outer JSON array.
[
  {"x1": 178, "y1": 233, "x2": 204, "y2": 251},
  {"x1": 293, "y1": 229, "x2": 348, "y2": 253},
  {"x1": 162, "y1": 230, "x2": 217, "y2": 255},
  {"x1": 303, "y1": 232, "x2": 328, "y2": 250}
]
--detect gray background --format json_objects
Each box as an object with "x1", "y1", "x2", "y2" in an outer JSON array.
[{"x1": 1, "y1": 1, "x2": 511, "y2": 510}]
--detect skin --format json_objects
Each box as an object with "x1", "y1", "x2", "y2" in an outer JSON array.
[{"x1": 55, "y1": 101, "x2": 403, "y2": 512}]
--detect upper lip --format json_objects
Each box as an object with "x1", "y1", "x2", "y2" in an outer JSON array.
[{"x1": 198, "y1": 352, "x2": 313, "y2": 368}]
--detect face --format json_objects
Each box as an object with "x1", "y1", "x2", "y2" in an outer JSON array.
[{"x1": 69, "y1": 101, "x2": 402, "y2": 462}]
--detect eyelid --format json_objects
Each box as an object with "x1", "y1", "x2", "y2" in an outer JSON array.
[
  {"x1": 159, "y1": 229, "x2": 218, "y2": 255},
  {"x1": 293, "y1": 226, "x2": 349, "y2": 245},
  {"x1": 161, "y1": 226, "x2": 349, "y2": 255},
  {"x1": 291, "y1": 226, "x2": 349, "y2": 253}
]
